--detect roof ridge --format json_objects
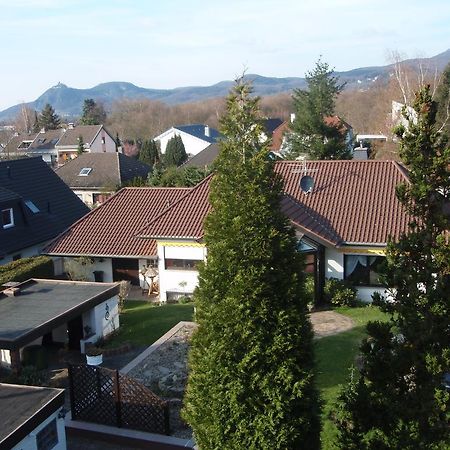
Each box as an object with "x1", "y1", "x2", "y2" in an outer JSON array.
[{"x1": 135, "y1": 174, "x2": 213, "y2": 237}]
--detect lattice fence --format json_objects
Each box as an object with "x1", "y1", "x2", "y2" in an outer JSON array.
[{"x1": 68, "y1": 364, "x2": 170, "y2": 434}]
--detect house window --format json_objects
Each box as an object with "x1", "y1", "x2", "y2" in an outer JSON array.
[
  {"x1": 12, "y1": 254, "x2": 21, "y2": 261},
  {"x1": 36, "y1": 418, "x2": 58, "y2": 450},
  {"x1": 78, "y1": 167, "x2": 92, "y2": 176},
  {"x1": 2, "y1": 208, "x2": 14, "y2": 229},
  {"x1": 101, "y1": 136, "x2": 106, "y2": 144},
  {"x1": 25, "y1": 200, "x2": 40, "y2": 213},
  {"x1": 165, "y1": 259, "x2": 200, "y2": 271},
  {"x1": 344, "y1": 255, "x2": 385, "y2": 286}
]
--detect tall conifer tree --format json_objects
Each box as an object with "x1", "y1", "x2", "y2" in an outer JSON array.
[
  {"x1": 38, "y1": 103, "x2": 60, "y2": 130},
  {"x1": 164, "y1": 135, "x2": 187, "y2": 166},
  {"x1": 182, "y1": 78, "x2": 321, "y2": 449},
  {"x1": 334, "y1": 85, "x2": 450, "y2": 449},
  {"x1": 288, "y1": 58, "x2": 350, "y2": 160}
]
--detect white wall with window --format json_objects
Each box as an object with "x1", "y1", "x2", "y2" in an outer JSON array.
[
  {"x1": 157, "y1": 241, "x2": 206, "y2": 302},
  {"x1": 11, "y1": 410, "x2": 66, "y2": 450},
  {"x1": 324, "y1": 248, "x2": 386, "y2": 302}
]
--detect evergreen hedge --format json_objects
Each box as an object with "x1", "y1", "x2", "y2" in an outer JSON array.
[{"x1": 0, "y1": 256, "x2": 54, "y2": 285}]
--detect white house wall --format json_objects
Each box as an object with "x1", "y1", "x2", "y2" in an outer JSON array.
[
  {"x1": 156, "y1": 129, "x2": 211, "y2": 156},
  {"x1": 11, "y1": 409, "x2": 66, "y2": 450},
  {"x1": 157, "y1": 241, "x2": 206, "y2": 302}
]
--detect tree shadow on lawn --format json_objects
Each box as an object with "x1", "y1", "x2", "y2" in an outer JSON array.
[{"x1": 315, "y1": 325, "x2": 367, "y2": 391}]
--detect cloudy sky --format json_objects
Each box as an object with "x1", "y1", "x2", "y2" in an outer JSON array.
[{"x1": 0, "y1": 0, "x2": 448, "y2": 110}]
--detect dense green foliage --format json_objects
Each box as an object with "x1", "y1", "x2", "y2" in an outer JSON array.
[
  {"x1": 182, "y1": 79, "x2": 321, "y2": 449},
  {"x1": 435, "y1": 62, "x2": 450, "y2": 138},
  {"x1": 77, "y1": 134, "x2": 84, "y2": 154},
  {"x1": 147, "y1": 165, "x2": 210, "y2": 187},
  {"x1": 334, "y1": 86, "x2": 450, "y2": 449},
  {"x1": 164, "y1": 135, "x2": 187, "y2": 166},
  {"x1": 288, "y1": 59, "x2": 351, "y2": 160},
  {"x1": 138, "y1": 139, "x2": 161, "y2": 168},
  {"x1": 38, "y1": 103, "x2": 60, "y2": 130},
  {"x1": 324, "y1": 278, "x2": 359, "y2": 307},
  {"x1": 0, "y1": 256, "x2": 54, "y2": 285},
  {"x1": 80, "y1": 98, "x2": 107, "y2": 125}
]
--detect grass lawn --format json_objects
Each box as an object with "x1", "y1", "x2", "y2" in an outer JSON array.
[
  {"x1": 105, "y1": 300, "x2": 194, "y2": 348},
  {"x1": 316, "y1": 306, "x2": 390, "y2": 449}
]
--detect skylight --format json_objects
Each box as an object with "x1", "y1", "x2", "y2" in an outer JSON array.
[
  {"x1": 78, "y1": 168, "x2": 92, "y2": 176},
  {"x1": 25, "y1": 200, "x2": 40, "y2": 213}
]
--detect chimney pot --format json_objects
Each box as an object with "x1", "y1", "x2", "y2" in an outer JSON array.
[
  {"x1": 290, "y1": 113, "x2": 296, "y2": 123},
  {"x1": 204, "y1": 125, "x2": 210, "y2": 137}
]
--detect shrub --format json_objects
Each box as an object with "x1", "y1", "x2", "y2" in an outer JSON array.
[
  {"x1": 0, "y1": 256, "x2": 54, "y2": 285},
  {"x1": 324, "y1": 278, "x2": 358, "y2": 307},
  {"x1": 304, "y1": 274, "x2": 315, "y2": 308},
  {"x1": 19, "y1": 365, "x2": 45, "y2": 386}
]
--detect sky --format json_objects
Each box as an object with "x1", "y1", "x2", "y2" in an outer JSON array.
[{"x1": 0, "y1": 0, "x2": 449, "y2": 110}]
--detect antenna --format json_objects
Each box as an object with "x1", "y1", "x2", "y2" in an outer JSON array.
[{"x1": 291, "y1": 159, "x2": 318, "y2": 194}]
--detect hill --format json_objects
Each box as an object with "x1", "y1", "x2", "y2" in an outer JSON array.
[{"x1": 1, "y1": 49, "x2": 449, "y2": 122}]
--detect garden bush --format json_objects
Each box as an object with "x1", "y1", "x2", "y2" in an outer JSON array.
[{"x1": 324, "y1": 278, "x2": 359, "y2": 307}]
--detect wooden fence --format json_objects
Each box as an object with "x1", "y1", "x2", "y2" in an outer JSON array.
[{"x1": 68, "y1": 364, "x2": 170, "y2": 435}]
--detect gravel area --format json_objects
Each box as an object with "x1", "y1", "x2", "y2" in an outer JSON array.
[{"x1": 127, "y1": 322, "x2": 197, "y2": 440}]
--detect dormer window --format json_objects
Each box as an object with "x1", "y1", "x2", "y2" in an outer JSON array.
[
  {"x1": 25, "y1": 200, "x2": 40, "y2": 213},
  {"x1": 78, "y1": 168, "x2": 92, "y2": 176},
  {"x1": 2, "y1": 208, "x2": 14, "y2": 229}
]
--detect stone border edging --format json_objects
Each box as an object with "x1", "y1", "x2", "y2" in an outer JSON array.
[{"x1": 120, "y1": 321, "x2": 196, "y2": 375}]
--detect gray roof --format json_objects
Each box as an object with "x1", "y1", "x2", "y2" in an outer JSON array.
[
  {"x1": 56, "y1": 125, "x2": 110, "y2": 147},
  {"x1": 0, "y1": 384, "x2": 64, "y2": 449},
  {"x1": 0, "y1": 157, "x2": 89, "y2": 256},
  {"x1": 175, "y1": 124, "x2": 221, "y2": 143},
  {"x1": 0, "y1": 279, "x2": 120, "y2": 349},
  {"x1": 28, "y1": 129, "x2": 64, "y2": 152},
  {"x1": 182, "y1": 143, "x2": 220, "y2": 168},
  {"x1": 1, "y1": 133, "x2": 37, "y2": 156},
  {"x1": 56, "y1": 152, "x2": 150, "y2": 189}
]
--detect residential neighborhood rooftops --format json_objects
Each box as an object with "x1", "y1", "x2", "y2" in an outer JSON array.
[
  {"x1": 0, "y1": 278, "x2": 120, "y2": 349},
  {"x1": 0, "y1": 383, "x2": 64, "y2": 449},
  {"x1": 28, "y1": 129, "x2": 64, "y2": 152},
  {"x1": 56, "y1": 152, "x2": 150, "y2": 189},
  {"x1": 45, "y1": 186, "x2": 190, "y2": 258},
  {"x1": 0, "y1": 157, "x2": 89, "y2": 256}
]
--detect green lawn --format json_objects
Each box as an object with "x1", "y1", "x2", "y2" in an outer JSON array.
[
  {"x1": 106, "y1": 301, "x2": 194, "y2": 347},
  {"x1": 316, "y1": 306, "x2": 390, "y2": 449}
]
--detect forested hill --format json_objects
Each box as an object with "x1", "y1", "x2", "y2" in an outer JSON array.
[{"x1": 1, "y1": 49, "x2": 449, "y2": 121}]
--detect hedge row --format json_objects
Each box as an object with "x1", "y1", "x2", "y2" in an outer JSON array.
[{"x1": 0, "y1": 256, "x2": 54, "y2": 286}]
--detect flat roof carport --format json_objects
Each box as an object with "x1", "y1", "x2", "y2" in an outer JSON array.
[{"x1": 0, "y1": 278, "x2": 120, "y2": 350}]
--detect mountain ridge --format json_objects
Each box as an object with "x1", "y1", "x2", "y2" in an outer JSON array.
[{"x1": 1, "y1": 49, "x2": 449, "y2": 122}]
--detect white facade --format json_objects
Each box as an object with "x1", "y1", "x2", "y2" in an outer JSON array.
[
  {"x1": 0, "y1": 239, "x2": 53, "y2": 266},
  {"x1": 155, "y1": 128, "x2": 212, "y2": 157},
  {"x1": 11, "y1": 409, "x2": 66, "y2": 450},
  {"x1": 157, "y1": 241, "x2": 206, "y2": 302}
]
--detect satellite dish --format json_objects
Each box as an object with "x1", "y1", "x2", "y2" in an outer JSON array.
[{"x1": 300, "y1": 175, "x2": 315, "y2": 194}]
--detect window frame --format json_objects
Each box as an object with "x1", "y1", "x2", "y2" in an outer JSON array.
[
  {"x1": 78, "y1": 167, "x2": 92, "y2": 176},
  {"x1": 344, "y1": 254, "x2": 385, "y2": 287},
  {"x1": 36, "y1": 418, "x2": 58, "y2": 450},
  {"x1": 2, "y1": 208, "x2": 14, "y2": 229},
  {"x1": 164, "y1": 258, "x2": 200, "y2": 271}
]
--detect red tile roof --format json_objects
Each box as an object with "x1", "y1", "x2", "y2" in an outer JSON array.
[
  {"x1": 47, "y1": 160, "x2": 411, "y2": 257},
  {"x1": 276, "y1": 160, "x2": 410, "y2": 245},
  {"x1": 138, "y1": 175, "x2": 213, "y2": 240},
  {"x1": 138, "y1": 160, "x2": 410, "y2": 246},
  {"x1": 45, "y1": 187, "x2": 190, "y2": 257}
]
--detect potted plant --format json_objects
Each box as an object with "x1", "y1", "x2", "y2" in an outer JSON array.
[{"x1": 85, "y1": 346, "x2": 103, "y2": 366}]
